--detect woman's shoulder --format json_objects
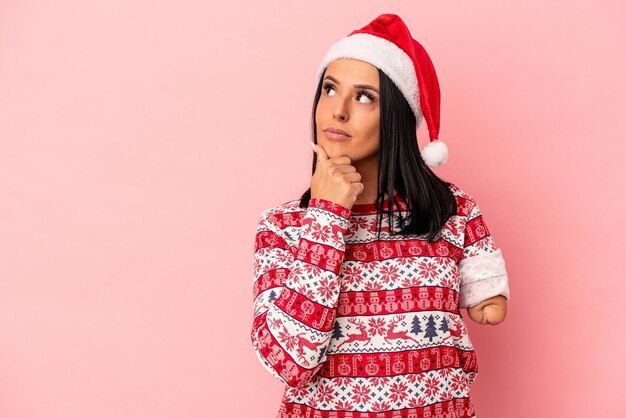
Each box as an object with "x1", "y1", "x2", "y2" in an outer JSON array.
[
  {"x1": 447, "y1": 182, "x2": 467, "y2": 198},
  {"x1": 446, "y1": 182, "x2": 480, "y2": 218},
  {"x1": 447, "y1": 182, "x2": 478, "y2": 203}
]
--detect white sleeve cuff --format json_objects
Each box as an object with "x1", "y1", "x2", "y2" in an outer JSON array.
[{"x1": 458, "y1": 248, "x2": 510, "y2": 308}]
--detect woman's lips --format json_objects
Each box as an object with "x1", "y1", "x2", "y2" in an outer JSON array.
[{"x1": 324, "y1": 130, "x2": 351, "y2": 141}]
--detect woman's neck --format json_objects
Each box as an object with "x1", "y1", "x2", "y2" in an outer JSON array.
[{"x1": 352, "y1": 156, "x2": 394, "y2": 204}]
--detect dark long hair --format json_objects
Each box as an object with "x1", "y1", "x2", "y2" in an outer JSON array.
[{"x1": 299, "y1": 67, "x2": 457, "y2": 242}]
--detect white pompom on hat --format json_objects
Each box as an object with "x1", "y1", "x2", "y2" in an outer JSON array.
[{"x1": 315, "y1": 13, "x2": 448, "y2": 167}]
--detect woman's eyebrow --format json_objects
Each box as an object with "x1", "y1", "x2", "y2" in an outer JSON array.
[{"x1": 324, "y1": 75, "x2": 379, "y2": 94}]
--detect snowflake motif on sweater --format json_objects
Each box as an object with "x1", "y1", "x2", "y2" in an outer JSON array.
[{"x1": 251, "y1": 183, "x2": 510, "y2": 418}]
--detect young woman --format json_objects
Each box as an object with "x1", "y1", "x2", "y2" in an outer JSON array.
[{"x1": 251, "y1": 14, "x2": 510, "y2": 418}]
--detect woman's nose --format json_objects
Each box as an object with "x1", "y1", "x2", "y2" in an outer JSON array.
[
  {"x1": 332, "y1": 94, "x2": 350, "y2": 121},
  {"x1": 334, "y1": 111, "x2": 347, "y2": 121},
  {"x1": 333, "y1": 105, "x2": 348, "y2": 121}
]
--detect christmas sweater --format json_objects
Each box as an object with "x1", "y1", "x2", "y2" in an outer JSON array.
[{"x1": 251, "y1": 183, "x2": 510, "y2": 418}]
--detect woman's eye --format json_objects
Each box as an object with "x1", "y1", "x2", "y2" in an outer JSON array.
[
  {"x1": 356, "y1": 91, "x2": 375, "y2": 103},
  {"x1": 323, "y1": 84, "x2": 336, "y2": 96}
]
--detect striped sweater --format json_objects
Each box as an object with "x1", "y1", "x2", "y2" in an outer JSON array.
[{"x1": 251, "y1": 183, "x2": 510, "y2": 418}]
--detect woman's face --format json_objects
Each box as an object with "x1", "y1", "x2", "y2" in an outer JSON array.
[{"x1": 315, "y1": 58, "x2": 380, "y2": 161}]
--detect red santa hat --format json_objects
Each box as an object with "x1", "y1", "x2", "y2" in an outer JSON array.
[{"x1": 315, "y1": 13, "x2": 447, "y2": 167}]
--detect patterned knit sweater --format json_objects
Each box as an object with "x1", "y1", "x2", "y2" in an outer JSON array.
[{"x1": 251, "y1": 183, "x2": 510, "y2": 418}]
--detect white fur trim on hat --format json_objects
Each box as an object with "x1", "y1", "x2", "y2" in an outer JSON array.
[
  {"x1": 315, "y1": 33, "x2": 424, "y2": 127},
  {"x1": 421, "y1": 139, "x2": 448, "y2": 167}
]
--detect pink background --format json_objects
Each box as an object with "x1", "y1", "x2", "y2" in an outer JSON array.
[{"x1": 1, "y1": 1, "x2": 625, "y2": 417}]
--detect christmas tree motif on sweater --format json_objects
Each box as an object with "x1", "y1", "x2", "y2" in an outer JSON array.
[
  {"x1": 424, "y1": 315, "x2": 440, "y2": 342},
  {"x1": 317, "y1": 346, "x2": 327, "y2": 364},
  {"x1": 410, "y1": 315, "x2": 423, "y2": 336},
  {"x1": 331, "y1": 321, "x2": 344, "y2": 340},
  {"x1": 439, "y1": 316, "x2": 450, "y2": 333},
  {"x1": 268, "y1": 290, "x2": 277, "y2": 303}
]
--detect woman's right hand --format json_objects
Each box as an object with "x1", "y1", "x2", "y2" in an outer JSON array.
[{"x1": 310, "y1": 141, "x2": 364, "y2": 210}]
